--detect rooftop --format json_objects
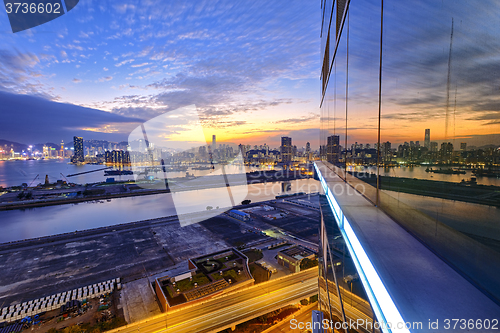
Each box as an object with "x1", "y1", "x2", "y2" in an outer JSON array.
[{"x1": 279, "y1": 245, "x2": 316, "y2": 260}]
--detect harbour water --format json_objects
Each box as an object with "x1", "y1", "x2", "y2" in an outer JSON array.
[
  {"x1": 1, "y1": 159, "x2": 498, "y2": 245},
  {"x1": 0, "y1": 178, "x2": 320, "y2": 243},
  {"x1": 0, "y1": 159, "x2": 278, "y2": 188},
  {"x1": 1, "y1": 159, "x2": 498, "y2": 188},
  {"x1": 348, "y1": 165, "x2": 500, "y2": 186}
]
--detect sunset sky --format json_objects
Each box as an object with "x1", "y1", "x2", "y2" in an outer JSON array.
[{"x1": 0, "y1": 0, "x2": 499, "y2": 150}]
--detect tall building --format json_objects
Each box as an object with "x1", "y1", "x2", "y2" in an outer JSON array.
[
  {"x1": 440, "y1": 142, "x2": 454, "y2": 161},
  {"x1": 424, "y1": 129, "x2": 430, "y2": 149},
  {"x1": 460, "y1": 142, "x2": 467, "y2": 152},
  {"x1": 326, "y1": 135, "x2": 340, "y2": 164},
  {"x1": 430, "y1": 141, "x2": 438, "y2": 152},
  {"x1": 280, "y1": 136, "x2": 292, "y2": 163},
  {"x1": 382, "y1": 141, "x2": 392, "y2": 162},
  {"x1": 105, "y1": 150, "x2": 131, "y2": 164},
  {"x1": 212, "y1": 135, "x2": 216, "y2": 151},
  {"x1": 72, "y1": 136, "x2": 84, "y2": 163}
]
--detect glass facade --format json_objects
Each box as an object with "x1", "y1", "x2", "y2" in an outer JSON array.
[{"x1": 319, "y1": 0, "x2": 500, "y2": 331}]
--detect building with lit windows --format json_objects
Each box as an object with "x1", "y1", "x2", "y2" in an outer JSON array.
[
  {"x1": 326, "y1": 135, "x2": 340, "y2": 165},
  {"x1": 280, "y1": 136, "x2": 293, "y2": 163},
  {"x1": 72, "y1": 136, "x2": 84, "y2": 163}
]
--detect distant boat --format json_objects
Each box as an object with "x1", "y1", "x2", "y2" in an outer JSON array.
[
  {"x1": 460, "y1": 177, "x2": 477, "y2": 185},
  {"x1": 191, "y1": 166, "x2": 214, "y2": 170},
  {"x1": 473, "y1": 169, "x2": 500, "y2": 177},
  {"x1": 425, "y1": 168, "x2": 465, "y2": 175},
  {"x1": 104, "y1": 170, "x2": 133, "y2": 176}
]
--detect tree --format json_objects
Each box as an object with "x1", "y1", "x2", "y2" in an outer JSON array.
[
  {"x1": 17, "y1": 191, "x2": 25, "y2": 199},
  {"x1": 241, "y1": 199, "x2": 251, "y2": 205},
  {"x1": 300, "y1": 258, "x2": 319, "y2": 270}
]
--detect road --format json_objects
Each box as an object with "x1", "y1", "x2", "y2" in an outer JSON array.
[
  {"x1": 265, "y1": 303, "x2": 318, "y2": 333},
  {"x1": 109, "y1": 268, "x2": 318, "y2": 333},
  {"x1": 319, "y1": 278, "x2": 375, "y2": 333}
]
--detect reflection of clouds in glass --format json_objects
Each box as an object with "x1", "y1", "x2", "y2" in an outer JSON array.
[{"x1": 340, "y1": 0, "x2": 500, "y2": 144}]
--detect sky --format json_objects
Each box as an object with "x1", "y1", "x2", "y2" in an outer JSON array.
[
  {"x1": 0, "y1": 0, "x2": 321, "y2": 149},
  {"x1": 0, "y1": 0, "x2": 499, "y2": 151}
]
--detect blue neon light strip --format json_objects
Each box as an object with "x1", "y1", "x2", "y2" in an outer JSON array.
[{"x1": 315, "y1": 163, "x2": 410, "y2": 333}]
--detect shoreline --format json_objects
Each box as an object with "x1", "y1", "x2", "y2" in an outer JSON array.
[
  {"x1": 0, "y1": 192, "x2": 317, "y2": 249},
  {"x1": 0, "y1": 173, "x2": 313, "y2": 211}
]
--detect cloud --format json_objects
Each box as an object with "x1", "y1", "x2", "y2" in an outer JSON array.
[
  {"x1": 0, "y1": 49, "x2": 48, "y2": 96},
  {"x1": 98, "y1": 76, "x2": 113, "y2": 82},
  {"x1": 79, "y1": 31, "x2": 94, "y2": 38},
  {"x1": 72, "y1": 78, "x2": 82, "y2": 83},
  {"x1": 131, "y1": 62, "x2": 149, "y2": 68},
  {"x1": 275, "y1": 114, "x2": 318, "y2": 124},
  {"x1": 103, "y1": 0, "x2": 319, "y2": 126},
  {"x1": 115, "y1": 59, "x2": 134, "y2": 67},
  {"x1": 202, "y1": 120, "x2": 247, "y2": 128},
  {"x1": 114, "y1": 3, "x2": 136, "y2": 14},
  {"x1": 0, "y1": 90, "x2": 143, "y2": 143},
  {"x1": 266, "y1": 128, "x2": 320, "y2": 147},
  {"x1": 0, "y1": 1, "x2": 322, "y2": 144}
]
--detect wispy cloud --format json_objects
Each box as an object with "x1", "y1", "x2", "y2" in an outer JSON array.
[
  {"x1": 131, "y1": 62, "x2": 149, "y2": 68},
  {"x1": 115, "y1": 59, "x2": 134, "y2": 67},
  {"x1": 275, "y1": 114, "x2": 318, "y2": 124},
  {"x1": 98, "y1": 76, "x2": 113, "y2": 82}
]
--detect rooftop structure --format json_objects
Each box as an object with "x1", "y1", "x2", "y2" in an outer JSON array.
[
  {"x1": 277, "y1": 245, "x2": 316, "y2": 273},
  {"x1": 154, "y1": 248, "x2": 253, "y2": 312}
]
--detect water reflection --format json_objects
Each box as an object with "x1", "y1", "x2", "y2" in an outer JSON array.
[{"x1": 0, "y1": 178, "x2": 320, "y2": 243}]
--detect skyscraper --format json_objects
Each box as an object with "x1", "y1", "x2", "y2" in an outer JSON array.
[
  {"x1": 424, "y1": 129, "x2": 430, "y2": 149},
  {"x1": 212, "y1": 135, "x2": 216, "y2": 151},
  {"x1": 72, "y1": 136, "x2": 84, "y2": 163},
  {"x1": 326, "y1": 135, "x2": 340, "y2": 164},
  {"x1": 382, "y1": 141, "x2": 392, "y2": 162},
  {"x1": 280, "y1": 136, "x2": 292, "y2": 163}
]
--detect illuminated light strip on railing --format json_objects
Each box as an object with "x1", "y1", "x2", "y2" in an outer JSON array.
[{"x1": 314, "y1": 162, "x2": 410, "y2": 333}]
